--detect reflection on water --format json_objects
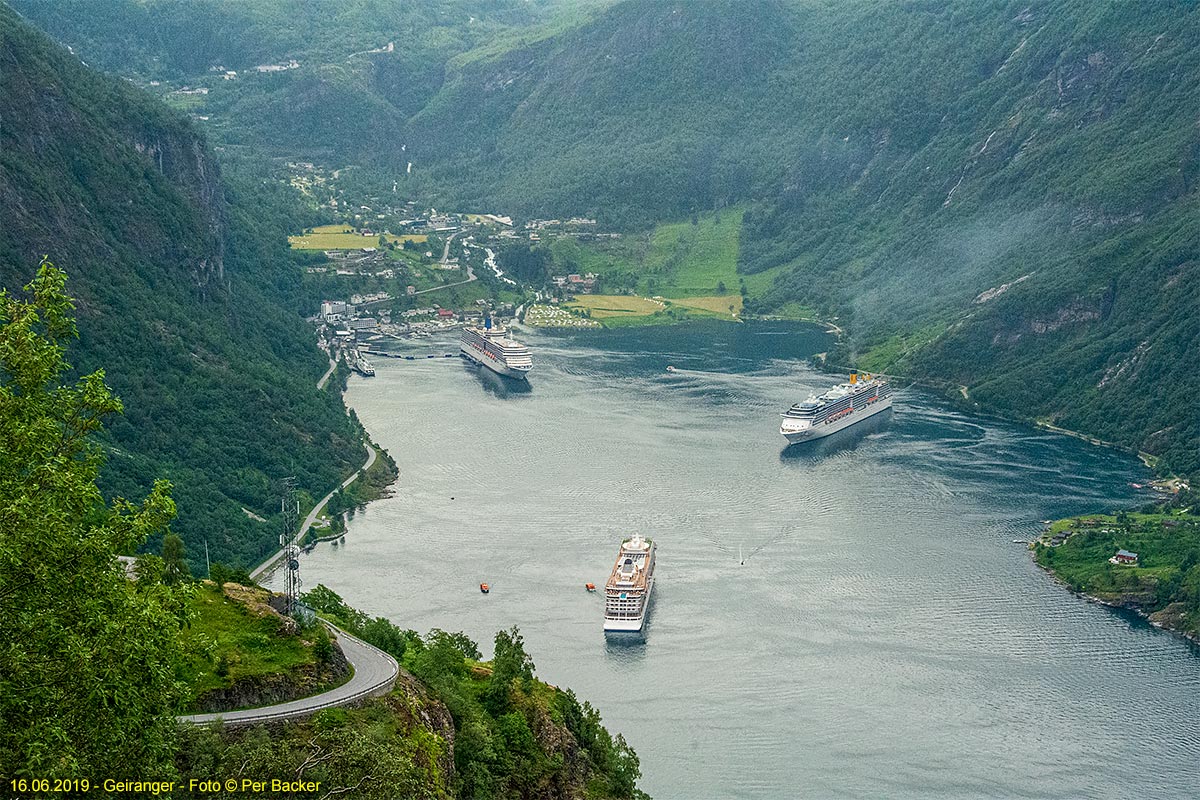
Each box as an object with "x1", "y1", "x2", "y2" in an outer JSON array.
[
  {"x1": 780, "y1": 406, "x2": 895, "y2": 462},
  {"x1": 604, "y1": 630, "x2": 648, "y2": 648},
  {"x1": 298, "y1": 322, "x2": 1199, "y2": 800},
  {"x1": 467, "y1": 361, "x2": 533, "y2": 398}
]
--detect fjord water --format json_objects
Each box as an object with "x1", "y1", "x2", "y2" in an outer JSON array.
[{"x1": 293, "y1": 322, "x2": 1199, "y2": 799}]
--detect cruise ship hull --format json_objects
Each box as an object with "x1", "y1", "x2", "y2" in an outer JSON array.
[
  {"x1": 602, "y1": 579, "x2": 654, "y2": 632},
  {"x1": 781, "y1": 395, "x2": 892, "y2": 443},
  {"x1": 460, "y1": 343, "x2": 531, "y2": 380}
]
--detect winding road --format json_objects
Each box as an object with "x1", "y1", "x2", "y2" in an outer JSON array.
[
  {"x1": 185, "y1": 348, "x2": 395, "y2": 729},
  {"x1": 249, "y1": 442, "x2": 377, "y2": 582},
  {"x1": 178, "y1": 622, "x2": 399, "y2": 728}
]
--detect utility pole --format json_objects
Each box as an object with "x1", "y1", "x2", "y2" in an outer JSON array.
[
  {"x1": 204, "y1": 539, "x2": 211, "y2": 577},
  {"x1": 280, "y1": 477, "x2": 301, "y2": 617}
]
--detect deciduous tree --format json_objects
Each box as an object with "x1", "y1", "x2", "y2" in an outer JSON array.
[{"x1": 0, "y1": 261, "x2": 187, "y2": 778}]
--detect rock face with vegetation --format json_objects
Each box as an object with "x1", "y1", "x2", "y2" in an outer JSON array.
[
  {"x1": 303, "y1": 585, "x2": 647, "y2": 800},
  {"x1": 179, "y1": 684, "x2": 459, "y2": 800},
  {"x1": 179, "y1": 583, "x2": 350, "y2": 713},
  {"x1": 0, "y1": 4, "x2": 367, "y2": 570}
]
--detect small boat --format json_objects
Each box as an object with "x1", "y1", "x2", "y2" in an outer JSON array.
[
  {"x1": 585, "y1": 583, "x2": 596, "y2": 592},
  {"x1": 480, "y1": 583, "x2": 490, "y2": 594},
  {"x1": 666, "y1": 366, "x2": 676, "y2": 373}
]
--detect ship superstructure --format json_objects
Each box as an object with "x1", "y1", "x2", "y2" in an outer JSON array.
[
  {"x1": 780, "y1": 373, "x2": 893, "y2": 443},
  {"x1": 460, "y1": 317, "x2": 533, "y2": 379},
  {"x1": 603, "y1": 534, "x2": 656, "y2": 633}
]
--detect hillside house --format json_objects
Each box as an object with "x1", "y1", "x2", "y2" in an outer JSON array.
[{"x1": 1109, "y1": 549, "x2": 1139, "y2": 565}]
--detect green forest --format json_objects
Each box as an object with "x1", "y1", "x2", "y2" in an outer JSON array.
[
  {"x1": 1, "y1": 5, "x2": 367, "y2": 571},
  {"x1": 13, "y1": 0, "x2": 1198, "y2": 475}
]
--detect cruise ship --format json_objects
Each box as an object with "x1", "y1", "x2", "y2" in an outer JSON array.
[
  {"x1": 460, "y1": 318, "x2": 533, "y2": 379},
  {"x1": 780, "y1": 373, "x2": 893, "y2": 443},
  {"x1": 603, "y1": 534, "x2": 656, "y2": 633}
]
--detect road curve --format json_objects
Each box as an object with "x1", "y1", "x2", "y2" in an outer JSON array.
[
  {"x1": 316, "y1": 358, "x2": 337, "y2": 390},
  {"x1": 178, "y1": 622, "x2": 399, "y2": 727}
]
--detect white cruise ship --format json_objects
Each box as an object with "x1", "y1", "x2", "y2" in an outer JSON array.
[
  {"x1": 780, "y1": 373, "x2": 893, "y2": 443},
  {"x1": 603, "y1": 534, "x2": 656, "y2": 632},
  {"x1": 460, "y1": 318, "x2": 532, "y2": 379}
]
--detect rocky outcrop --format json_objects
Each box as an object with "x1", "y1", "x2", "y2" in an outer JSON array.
[{"x1": 192, "y1": 643, "x2": 351, "y2": 713}]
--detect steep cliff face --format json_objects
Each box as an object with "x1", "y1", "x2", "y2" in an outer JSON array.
[
  {"x1": 128, "y1": 132, "x2": 227, "y2": 296},
  {"x1": 0, "y1": 5, "x2": 364, "y2": 569},
  {"x1": 0, "y1": 6, "x2": 225, "y2": 299}
]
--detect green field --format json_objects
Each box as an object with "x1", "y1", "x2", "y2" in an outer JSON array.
[
  {"x1": 558, "y1": 292, "x2": 742, "y2": 327},
  {"x1": 564, "y1": 294, "x2": 664, "y2": 318},
  {"x1": 670, "y1": 294, "x2": 742, "y2": 317},
  {"x1": 548, "y1": 209, "x2": 743, "y2": 299},
  {"x1": 290, "y1": 231, "x2": 428, "y2": 250}
]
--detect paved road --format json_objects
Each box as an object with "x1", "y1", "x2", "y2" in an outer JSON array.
[
  {"x1": 316, "y1": 358, "x2": 336, "y2": 390},
  {"x1": 178, "y1": 622, "x2": 399, "y2": 727},
  {"x1": 250, "y1": 442, "x2": 377, "y2": 581},
  {"x1": 440, "y1": 230, "x2": 460, "y2": 263}
]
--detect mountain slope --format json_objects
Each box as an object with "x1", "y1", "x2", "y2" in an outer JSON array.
[
  {"x1": 0, "y1": 4, "x2": 364, "y2": 569},
  {"x1": 402, "y1": 0, "x2": 1200, "y2": 470},
  {"x1": 12, "y1": 0, "x2": 1199, "y2": 473}
]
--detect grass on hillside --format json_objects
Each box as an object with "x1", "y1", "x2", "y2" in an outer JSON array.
[
  {"x1": 1034, "y1": 512, "x2": 1200, "y2": 636},
  {"x1": 564, "y1": 294, "x2": 664, "y2": 318},
  {"x1": 550, "y1": 209, "x2": 743, "y2": 299},
  {"x1": 290, "y1": 232, "x2": 428, "y2": 250},
  {"x1": 644, "y1": 210, "x2": 742, "y2": 296},
  {"x1": 177, "y1": 584, "x2": 322, "y2": 705}
]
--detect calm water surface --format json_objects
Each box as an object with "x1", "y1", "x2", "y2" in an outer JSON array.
[{"x1": 281, "y1": 322, "x2": 1200, "y2": 799}]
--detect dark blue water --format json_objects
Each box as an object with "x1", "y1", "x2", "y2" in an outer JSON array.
[{"x1": 281, "y1": 321, "x2": 1199, "y2": 799}]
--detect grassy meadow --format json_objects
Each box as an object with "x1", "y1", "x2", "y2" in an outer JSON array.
[{"x1": 290, "y1": 224, "x2": 428, "y2": 250}]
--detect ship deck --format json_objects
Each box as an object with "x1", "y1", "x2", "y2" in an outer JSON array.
[{"x1": 605, "y1": 548, "x2": 652, "y2": 592}]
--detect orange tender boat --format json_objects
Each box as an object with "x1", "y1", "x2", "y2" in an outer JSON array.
[
  {"x1": 585, "y1": 583, "x2": 596, "y2": 592},
  {"x1": 480, "y1": 583, "x2": 490, "y2": 594}
]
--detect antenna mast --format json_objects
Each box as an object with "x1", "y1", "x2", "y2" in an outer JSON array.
[{"x1": 279, "y1": 477, "x2": 301, "y2": 616}]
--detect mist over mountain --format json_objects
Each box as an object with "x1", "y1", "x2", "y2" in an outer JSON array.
[{"x1": 10, "y1": 0, "x2": 1199, "y2": 473}]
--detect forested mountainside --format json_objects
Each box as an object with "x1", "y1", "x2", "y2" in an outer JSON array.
[
  {"x1": 0, "y1": 5, "x2": 364, "y2": 570},
  {"x1": 8, "y1": 0, "x2": 595, "y2": 163},
  {"x1": 12, "y1": 0, "x2": 1199, "y2": 473},
  {"x1": 407, "y1": 0, "x2": 1200, "y2": 473}
]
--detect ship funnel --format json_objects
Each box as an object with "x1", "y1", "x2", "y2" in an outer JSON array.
[
  {"x1": 849, "y1": 373, "x2": 858, "y2": 384},
  {"x1": 484, "y1": 314, "x2": 492, "y2": 330}
]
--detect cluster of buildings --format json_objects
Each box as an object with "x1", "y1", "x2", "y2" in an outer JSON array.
[{"x1": 551, "y1": 273, "x2": 599, "y2": 293}]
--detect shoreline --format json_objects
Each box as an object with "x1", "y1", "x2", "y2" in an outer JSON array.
[{"x1": 1034, "y1": 557, "x2": 1200, "y2": 650}]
